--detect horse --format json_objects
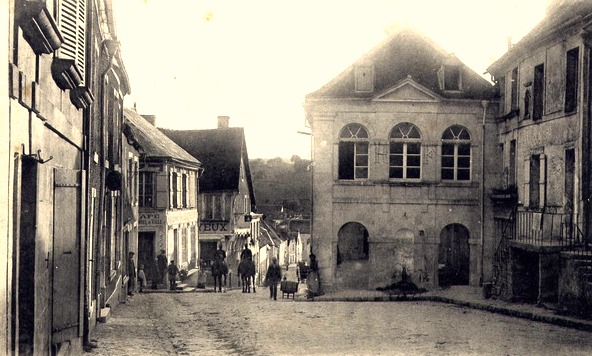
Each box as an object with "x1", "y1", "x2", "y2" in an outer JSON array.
[
  {"x1": 211, "y1": 258, "x2": 228, "y2": 292},
  {"x1": 238, "y1": 257, "x2": 256, "y2": 293}
]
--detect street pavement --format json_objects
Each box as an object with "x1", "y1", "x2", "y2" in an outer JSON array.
[{"x1": 87, "y1": 266, "x2": 592, "y2": 355}]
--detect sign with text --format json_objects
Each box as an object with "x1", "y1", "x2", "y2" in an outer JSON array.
[
  {"x1": 199, "y1": 221, "x2": 229, "y2": 233},
  {"x1": 139, "y1": 213, "x2": 162, "y2": 225}
]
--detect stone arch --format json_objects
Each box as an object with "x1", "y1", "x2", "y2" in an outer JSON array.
[{"x1": 337, "y1": 222, "x2": 369, "y2": 264}]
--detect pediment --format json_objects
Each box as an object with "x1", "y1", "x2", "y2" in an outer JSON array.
[{"x1": 373, "y1": 77, "x2": 441, "y2": 102}]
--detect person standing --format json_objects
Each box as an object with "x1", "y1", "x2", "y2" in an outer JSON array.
[
  {"x1": 265, "y1": 257, "x2": 282, "y2": 301},
  {"x1": 127, "y1": 252, "x2": 136, "y2": 296},
  {"x1": 137, "y1": 264, "x2": 147, "y2": 293},
  {"x1": 168, "y1": 260, "x2": 179, "y2": 291},
  {"x1": 156, "y1": 249, "x2": 168, "y2": 289},
  {"x1": 306, "y1": 253, "x2": 322, "y2": 298}
]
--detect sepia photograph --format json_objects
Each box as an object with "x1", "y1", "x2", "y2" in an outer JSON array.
[{"x1": 4, "y1": 0, "x2": 592, "y2": 354}]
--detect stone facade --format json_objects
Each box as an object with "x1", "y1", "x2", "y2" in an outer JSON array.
[
  {"x1": 487, "y1": 1, "x2": 592, "y2": 311},
  {"x1": 305, "y1": 28, "x2": 498, "y2": 292}
]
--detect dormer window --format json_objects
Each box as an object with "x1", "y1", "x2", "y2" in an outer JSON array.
[
  {"x1": 439, "y1": 64, "x2": 462, "y2": 92},
  {"x1": 354, "y1": 64, "x2": 374, "y2": 92}
]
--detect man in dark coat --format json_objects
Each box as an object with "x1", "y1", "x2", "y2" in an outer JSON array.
[
  {"x1": 240, "y1": 244, "x2": 252, "y2": 261},
  {"x1": 156, "y1": 249, "x2": 168, "y2": 289},
  {"x1": 265, "y1": 257, "x2": 282, "y2": 301}
]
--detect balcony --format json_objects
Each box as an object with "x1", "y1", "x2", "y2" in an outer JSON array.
[{"x1": 512, "y1": 210, "x2": 579, "y2": 250}]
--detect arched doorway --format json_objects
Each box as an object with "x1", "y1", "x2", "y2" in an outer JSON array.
[
  {"x1": 438, "y1": 224, "x2": 470, "y2": 287},
  {"x1": 336, "y1": 222, "x2": 369, "y2": 288}
]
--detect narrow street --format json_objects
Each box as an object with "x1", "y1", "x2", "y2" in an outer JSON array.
[{"x1": 90, "y1": 288, "x2": 592, "y2": 356}]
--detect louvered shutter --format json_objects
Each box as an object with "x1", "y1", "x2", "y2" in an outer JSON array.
[
  {"x1": 539, "y1": 154, "x2": 547, "y2": 207},
  {"x1": 523, "y1": 157, "x2": 530, "y2": 206},
  {"x1": 156, "y1": 172, "x2": 168, "y2": 209},
  {"x1": 57, "y1": 0, "x2": 86, "y2": 85}
]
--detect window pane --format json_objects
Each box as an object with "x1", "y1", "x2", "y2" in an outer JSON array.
[
  {"x1": 390, "y1": 142, "x2": 403, "y2": 154},
  {"x1": 457, "y1": 169, "x2": 470, "y2": 180},
  {"x1": 458, "y1": 144, "x2": 471, "y2": 156},
  {"x1": 407, "y1": 168, "x2": 420, "y2": 179},
  {"x1": 407, "y1": 155, "x2": 421, "y2": 167},
  {"x1": 390, "y1": 155, "x2": 403, "y2": 166},
  {"x1": 356, "y1": 155, "x2": 368, "y2": 166},
  {"x1": 355, "y1": 167, "x2": 368, "y2": 179},
  {"x1": 357, "y1": 142, "x2": 369, "y2": 154},
  {"x1": 390, "y1": 167, "x2": 403, "y2": 178},
  {"x1": 407, "y1": 143, "x2": 421, "y2": 154},
  {"x1": 442, "y1": 169, "x2": 454, "y2": 180},
  {"x1": 442, "y1": 144, "x2": 455, "y2": 155},
  {"x1": 442, "y1": 157, "x2": 454, "y2": 168},
  {"x1": 458, "y1": 157, "x2": 471, "y2": 168}
]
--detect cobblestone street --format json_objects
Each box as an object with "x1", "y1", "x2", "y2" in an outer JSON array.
[{"x1": 89, "y1": 287, "x2": 592, "y2": 356}]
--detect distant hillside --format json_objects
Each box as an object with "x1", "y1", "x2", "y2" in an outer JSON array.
[{"x1": 250, "y1": 156, "x2": 312, "y2": 219}]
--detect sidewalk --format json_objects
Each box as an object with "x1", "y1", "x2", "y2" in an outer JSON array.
[{"x1": 303, "y1": 285, "x2": 592, "y2": 332}]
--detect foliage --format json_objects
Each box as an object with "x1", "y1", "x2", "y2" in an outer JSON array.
[{"x1": 250, "y1": 156, "x2": 312, "y2": 218}]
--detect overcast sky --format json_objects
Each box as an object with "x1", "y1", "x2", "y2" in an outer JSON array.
[{"x1": 113, "y1": 0, "x2": 547, "y2": 159}]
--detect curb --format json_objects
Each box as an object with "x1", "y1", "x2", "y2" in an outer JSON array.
[{"x1": 303, "y1": 293, "x2": 592, "y2": 332}]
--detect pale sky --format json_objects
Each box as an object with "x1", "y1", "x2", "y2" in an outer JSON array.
[{"x1": 113, "y1": 0, "x2": 547, "y2": 159}]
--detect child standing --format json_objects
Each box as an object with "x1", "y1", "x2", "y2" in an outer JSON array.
[
  {"x1": 168, "y1": 260, "x2": 179, "y2": 291},
  {"x1": 137, "y1": 264, "x2": 147, "y2": 293}
]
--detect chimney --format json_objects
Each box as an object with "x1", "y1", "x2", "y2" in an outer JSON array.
[
  {"x1": 141, "y1": 115, "x2": 156, "y2": 126},
  {"x1": 218, "y1": 115, "x2": 230, "y2": 128}
]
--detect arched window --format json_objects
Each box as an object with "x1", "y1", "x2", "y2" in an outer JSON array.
[
  {"x1": 338, "y1": 123, "x2": 369, "y2": 180},
  {"x1": 441, "y1": 125, "x2": 471, "y2": 181},
  {"x1": 389, "y1": 123, "x2": 421, "y2": 179}
]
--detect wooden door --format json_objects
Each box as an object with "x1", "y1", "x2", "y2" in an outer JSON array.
[{"x1": 52, "y1": 168, "x2": 84, "y2": 344}]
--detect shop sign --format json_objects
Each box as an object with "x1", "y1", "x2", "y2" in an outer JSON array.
[{"x1": 139, "y1": 213, "x2": 162, "y2": 225}]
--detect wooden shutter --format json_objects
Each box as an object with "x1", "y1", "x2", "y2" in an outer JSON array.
[
  {"x1": 156, "y1": 172, "x2": 168, "y2": 209},
  {"x1": 523, "y1": 157, "x2": 530, "y2": 206},
  {"x1": 57, "y1": 0, "x2": 86, "y2": 84}
]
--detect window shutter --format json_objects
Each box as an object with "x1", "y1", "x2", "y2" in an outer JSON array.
[
  {"x1": 523, "y1": 157, "x2": 530, "y2": 206},
  {"x1": 539, "y1": 154, "x2": 547, "y2": 207},
  {"x1": 57, "y1": 0, "x2": 86, "y2": 85},
  {"x1": 156, "y1": 172, "x2": 168, "y2": 209},
  {"x1": 169, "y1": 172, "x2": 174, "y2": 208}
]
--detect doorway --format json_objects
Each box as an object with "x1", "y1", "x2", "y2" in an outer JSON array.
[
  {"x1": 438, "y1": 224, "x2": 470, "y2": 287},
  {"x1": 138, "y1": 232, "x2": 156, "y2": 282}
]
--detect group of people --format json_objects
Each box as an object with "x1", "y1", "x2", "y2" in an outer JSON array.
[
  {"x1": 125, "y1": 244, "x2": 323, "y2": 299},
  {"x1": 126, "y1": 249, "x2": 181, "y2": 296}
]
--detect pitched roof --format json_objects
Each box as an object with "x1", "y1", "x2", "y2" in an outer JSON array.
[
  {"x1": 307, "y1": 27, "x2": 494, "y2": 101},
  {"x1": 123, "y1": 108, "x2": 201, "y2": 167},
  {"x1": 487, "y1": 1, "x2": 592, "y2": 75},
  {"x1": 259, "y1": 219, "x2": 283, "y2": 247},
  {"x1": 160, "y1": 128, "x2": 255, "y2": 197}
]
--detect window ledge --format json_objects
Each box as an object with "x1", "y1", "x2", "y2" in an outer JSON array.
[{"x1": 18, "y1": 1, "x2": 63, "y2": 55}]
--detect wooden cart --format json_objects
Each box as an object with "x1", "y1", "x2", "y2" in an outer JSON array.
[{"x1": 280, "y1": 280, "x2": 299, "y2": 299}]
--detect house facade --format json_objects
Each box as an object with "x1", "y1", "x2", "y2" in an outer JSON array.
[
  {"x1": 6, "y1": 0, "x2": 133, "y2": 353},
  {"x1": 161, "y1": 116, "x2": 259, "y2": 287},
  {"x1": 124, "y1": 109, "x2": 202, "y2": 286},
  {"x1": 487, "y1": 0, "x2": 592, "y2": 315},
  {"x1": 304, "y1": 28, "x2": 498, "y2": 292}
]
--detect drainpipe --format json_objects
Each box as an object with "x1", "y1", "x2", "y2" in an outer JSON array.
[{"x1": 480, "y1": 100, "x2": 490, "y2": 286}]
